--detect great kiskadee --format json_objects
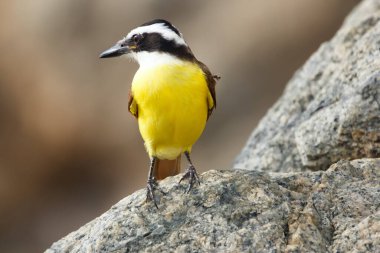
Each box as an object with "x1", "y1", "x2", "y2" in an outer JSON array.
[{"x1": 100, "y1": 19, "x2": 218, "y2": 207}]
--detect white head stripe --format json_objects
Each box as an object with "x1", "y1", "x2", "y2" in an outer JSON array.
[{"x1": 126, "y1": 23, "x2": 187, "y2": 46}]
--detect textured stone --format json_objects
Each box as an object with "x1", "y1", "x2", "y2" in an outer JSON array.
[
  {"x1": 235, "y1": 0, "x2": 380, "y2": 172},
  {"x1": 45, "y1": 159, "x2": 379, "y2": 253}
]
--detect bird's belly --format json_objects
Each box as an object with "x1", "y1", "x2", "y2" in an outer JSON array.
[
  {"x1": 132, "y1": 63, "x2": 208, "y2": 159},
  {"x1": 138, "y1": 98, "x2": 207, "y2": 159},
  {"x1": 132, "y1": 64, "x2": 209, "y2": 159}
]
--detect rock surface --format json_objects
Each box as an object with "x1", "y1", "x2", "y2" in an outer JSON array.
[
  {"x1": 46, "y1": 1, "x2": 380, "y2": 252},
  {"x1": 45, "y1": 159, "x2": 379, "y2": 253},
  {"x1": 235, "y1": 0, "x2": 380, "y2": 172}
]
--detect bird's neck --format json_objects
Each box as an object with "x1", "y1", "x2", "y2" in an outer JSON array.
[{"x1": 131, "y1": 51, "x2": 184, "y2": 69}]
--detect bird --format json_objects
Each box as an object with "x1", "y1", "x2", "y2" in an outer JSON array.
[{"x1": 99, "y1": 19, "x2": 218, "y2": 207}]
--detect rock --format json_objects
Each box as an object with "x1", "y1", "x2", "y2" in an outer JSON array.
[
  {"x1": 235, "y1": 0, "x2": 380, "y2": 172},
  {"x1": 45, "y1": 159, "x2": 379, "y2": 253},
  {"x1": 46, "y1": 1, "x2": 380, "y2": 252},
  {"x1": 285, "y1": 159, "x2": 380, "y2": 252}
]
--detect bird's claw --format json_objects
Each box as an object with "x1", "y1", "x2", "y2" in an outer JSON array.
[
  {"x1": 179, "y1": 165, "x2": 200, "y2": 193},
  {"x1": 146, "y1": 178, "x2": 159, "y2": 209}
]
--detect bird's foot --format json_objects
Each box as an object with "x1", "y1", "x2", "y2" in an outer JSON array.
[
  {"x1": 179, "y1": 165, "x2": 200, "y2": 193},
  {"x1": 146, "y1": 178, "x2": 159, "y2": 209}
]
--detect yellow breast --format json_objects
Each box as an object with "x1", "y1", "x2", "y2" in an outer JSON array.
[{"x1": 131, "y1": 61, "x2": 210, "y2": 159}]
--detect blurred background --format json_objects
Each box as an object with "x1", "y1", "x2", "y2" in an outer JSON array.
[{"x1": 0, "y1": 0, "x2": 360, "y2": 252}]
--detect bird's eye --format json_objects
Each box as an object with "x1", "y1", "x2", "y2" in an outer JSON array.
[{"x1": 132, "y1": 34, "x2": 143, "y2": 43}]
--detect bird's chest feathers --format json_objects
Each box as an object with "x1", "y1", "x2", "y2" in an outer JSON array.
[{"x1": 131, "y1": 62, "x2": 206, "y2": 107}]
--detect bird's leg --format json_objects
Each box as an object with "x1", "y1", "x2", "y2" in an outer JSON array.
[
  {"x1": 179, "y1": 151, "x2": 200, "y2": 193},
  {"x1": 146, "y1": 157, "x2": 159, "y2": 208}
]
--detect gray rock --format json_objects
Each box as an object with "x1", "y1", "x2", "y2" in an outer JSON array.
[
  {"x1": 235, "y1": 0, "x2": 380, "y2": 172},
  {"x1": 45, "y1": 159, "x2": 380, "y2": 253}
]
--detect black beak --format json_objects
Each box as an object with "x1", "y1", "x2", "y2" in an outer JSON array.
[{"x1": 99, "y1": 43, "x2": 129, "y2": 58}]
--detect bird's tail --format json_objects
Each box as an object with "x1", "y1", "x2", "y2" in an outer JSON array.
[{"x1": 155, "y1": 156, "x2": 181, "y2": 180}]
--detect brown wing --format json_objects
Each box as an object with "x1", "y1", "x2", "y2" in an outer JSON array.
[
  {"x1": 128, "y1": 91, "x2": 138, "y2": 118},
  {"x1": 196, "y1": 60, "x2": 219, "y2": 119}
]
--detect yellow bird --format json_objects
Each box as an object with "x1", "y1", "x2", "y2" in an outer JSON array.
[{"x1": 100, "y1": 19, "x2": 218, "y2": 207}]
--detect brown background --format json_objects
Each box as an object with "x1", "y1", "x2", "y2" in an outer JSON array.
[{"x1": 0, "y1": 0, "x2": 359, "y2": 252}]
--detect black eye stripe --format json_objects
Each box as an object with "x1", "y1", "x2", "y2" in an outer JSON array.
[
  {"x1": 136, "y1": 32, "x2": 194, "y2": 61},
  {"x1": 132, "y1": 34, "x2": 143, "y2": 43}
]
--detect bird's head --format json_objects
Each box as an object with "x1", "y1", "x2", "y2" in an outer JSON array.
[{"x1": 99, "y1": 19, "x2": 195, "y2": 65}]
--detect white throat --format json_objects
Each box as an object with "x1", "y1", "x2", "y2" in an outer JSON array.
[{"x1": 129, "y1": 51, "x2": 183, "y2": 69}]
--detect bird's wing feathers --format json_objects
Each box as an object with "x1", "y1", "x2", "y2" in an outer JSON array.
[
  {"x1": 128, "y1": 92, "x2": 138, "y2": 118},
  {"x1": 196, "y1": 60, "x2": 218, "y2": 119}
]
